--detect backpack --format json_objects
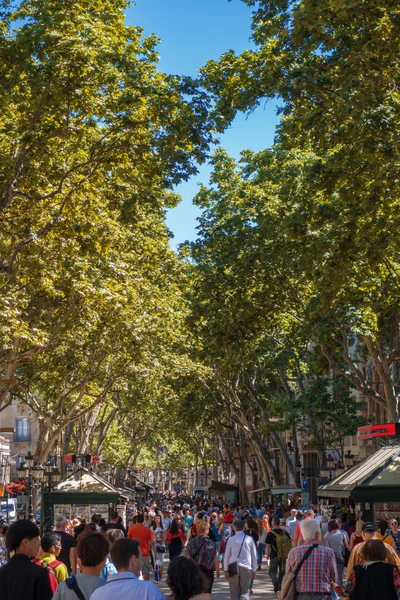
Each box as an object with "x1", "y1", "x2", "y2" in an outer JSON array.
[
  {"x1": 273, "y1": 530, "x2": 292, "y2": 561},
  {"x1": 32, "y1": 557, "x2": 61, "y2": 595}
]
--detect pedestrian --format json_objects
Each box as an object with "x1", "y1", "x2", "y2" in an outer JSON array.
[
  {"x1": 265, "y1": 516, "x2": 292, "y2": 593},
  {"x1": 102, "y1": 512, "x2": 127, "y2": 536},
  {"x1": 390, "y1": 518, "x2": 400, "y2": 554},
  {"x1": 89, "y1": 538, "x2": 166, "y2": 600},
  {"x1": 346, "y1": 521, "x2": 400, "y2": 579},
  {"x1": 255, "y1": 517, "x2": 267, "y2": 570},
  {"x1": 293, "y1": 509, "x2": 314, "y2": 547},
  {"x1": 0, "y1": 519, "x2": 53, "y2": 600},
  {"x1": 162, "y1": 509, "x2": 173, "y2": 532},
  {"x1": 184, "y1": 509, "x2": 194, "y2": 536},
  {"x1": 36, "y1": 531, "x2": 68, "y2": 583},
  {"x1": 53, "y1": 531, "x2": 109, "y2": 599},
  {"x1": 128, "y1": 513, "x2": 157, "y2": 580},
  {"x1": 376, "y1": 519, "x2": 396, "y2": 549},
  {"x1": 166, "y1": 519, "x2": 186, "y2": 562},
  {"x1": 74, "y1": 518, "x2": 88, "y2": 540},
  {"x1": 54, "y1": 515, "x2": 77, "y2": 575},
  {"x1": 349, "y1": 520, "x2": 364, "y2": 551},
  {"x1": 166, "y1": 555, "x2": 209, "y2": 600},
  {"x1": 343, "y1": 539, "x2": 400, "y2": 599},
  {"x1": 223, "y1": 518, "x2": 256, "y2": 600},
  {"x1": 321, "y1": 515, "x2": 329, "y2": 536},
  {"x1": 324, "y1": 519, "x2": 350, "y2": 587},
  {"x1": 152, "y1": 514, "x2": 166, "y2": 581},
  {"x1": 101, "y1": 529, "x2": 124, "y2": 580},
  {"x1": 185, "y1": 518, "x2": 220, "y2": 594},
  {"x1": 285, "y1": 518, "x2": 338, "y2": 600},
  {"x1": 219, "y1": 511, "x2": 234, "y2": 558},
  {"x1": 286, "y1": 509, "x2": 297, "y2": 532}
]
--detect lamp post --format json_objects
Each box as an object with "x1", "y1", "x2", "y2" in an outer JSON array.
[
  {"x1": 17, "y1": 453, "x2": 44, "y2": 521},
  {"x1": 41, "y1": 460, "x2": 62, "y2": 533}
]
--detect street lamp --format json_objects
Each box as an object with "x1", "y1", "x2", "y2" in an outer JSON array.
[
  {"x1": 17, "y1": 455, "x2": 44, "y2": 521},
  {"x1": 41, "y1": 464, "x2": 62, "y2": 533}
]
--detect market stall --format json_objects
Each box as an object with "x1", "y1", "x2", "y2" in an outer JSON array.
[
  {"x1": 208, "y1": 480, "x2": 239, "y2": 504},
  {"x1": 317, "y1": 445, "x2": 400, "y2": 521},
  {"x1": 43, "y1": 467, "x2": 128, "y2": 528}
]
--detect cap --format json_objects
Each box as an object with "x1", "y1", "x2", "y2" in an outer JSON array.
[{"x1": 362, "y1": 522, "x2": 376, "y2": 532}]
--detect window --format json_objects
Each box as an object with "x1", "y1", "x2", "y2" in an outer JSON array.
[{"x1": 15, "y1": 419, "x2": 31, "y2": 442}]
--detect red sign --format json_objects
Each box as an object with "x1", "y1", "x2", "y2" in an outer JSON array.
[
  {"x1": 63, "y1": 455, "x2": 74, "y2": 463},
  {"x1": 358, "y1": 423, "x2": 400, "y2": 440},
  {"x1": 90, "y1": 455, "x2": 102, "y2": 463},
  {"x1": 5, "y1": 481, "x2": 26, "y2": 494}
]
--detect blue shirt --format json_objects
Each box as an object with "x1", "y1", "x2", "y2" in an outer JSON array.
[{"x1": 89, "y1": 572, "x2": 166, "y2": 600}]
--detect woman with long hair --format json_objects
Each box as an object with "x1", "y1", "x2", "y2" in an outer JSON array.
[
  {"x1": 166, "y1": 556, "x2": 209, "y2": 600},
  {"x1": 255, "y1": 517, "x2": 267, "y2": 569},
  {"x1": 167, "y1": 519, "x2": 186, "y2": 562},
  {"x1": 152, "y1": 514, "x2": 166, "y2": 580},
  {"x1": 185, "y1": 519, "x2": 220, "y2": 594},
  {"x1": 349, "y1": 520, "x2": 364, "y2": 550},
  {"x1": 342, "y1": 539, "x2": 400, "y2": 599}
]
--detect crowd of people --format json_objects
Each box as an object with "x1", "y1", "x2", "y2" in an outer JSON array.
[{"x1": 0, "y1": 497, "x2": 400, "y2": 599}]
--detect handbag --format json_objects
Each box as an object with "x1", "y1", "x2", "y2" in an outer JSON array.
[
  {"x1": 228, "y1": 534, "x2": 246, "y2": 578},
  {"x1": 156, "y1": 544, "x2": 166, "y2": 553},
  {"x1": 278, "y1": 544, "x2": 317, "y2": 600}
]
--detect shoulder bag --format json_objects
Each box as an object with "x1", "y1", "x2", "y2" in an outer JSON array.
[
  {"x1": 278, "y1": 544, "x2": 317, "y2": 600},
  {"x1": 228, "y1": 533, "x2": 246, "y2": 578},
  {"x1": 66, "y1": 576, "x2": 86, "y2": 600}
]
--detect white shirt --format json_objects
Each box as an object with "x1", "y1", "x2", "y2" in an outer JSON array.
[
  {"x1": 89, "y1": 572, "x2": 166, "y2": 600},
  {"x1": 223, "y1": 531, "x2": 257, "y2": 573},
  {"x1": 288, "y1": 519, "x2": 299, "y2": 538}
]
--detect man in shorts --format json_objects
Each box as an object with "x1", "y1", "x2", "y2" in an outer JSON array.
[{"x1": 128, "y1": 514, "x2": 156, "y2": 580}]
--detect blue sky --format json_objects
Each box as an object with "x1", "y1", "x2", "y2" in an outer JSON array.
[{"x1": 126, "y1": 0, "x2": 280, "y2": 245}]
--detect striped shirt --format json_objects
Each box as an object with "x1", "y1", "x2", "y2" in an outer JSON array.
[{"x1": 286, "y1": 541, "x2": 338, "y2": 593}]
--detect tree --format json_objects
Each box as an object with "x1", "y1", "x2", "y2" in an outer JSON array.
[
  {"x1": 200, "y1": 0, "x2": 400, "y2": 419},
  {"x1": 0, "y1": 0, "x2": 216, "y2": 411}
]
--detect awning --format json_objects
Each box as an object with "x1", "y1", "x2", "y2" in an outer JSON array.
[
  {"x1": 271, "y1": 485, "x2": 302, "y2": 495},
  {"x1": 209, "y1": 480, "x2": 238, "y2": 491},
  {"x1": 251, "y1": 485, "x2": 302, "y2": 495},
  {"x1": 317, "y1": 445, "x2": 400, "y2": 499}
]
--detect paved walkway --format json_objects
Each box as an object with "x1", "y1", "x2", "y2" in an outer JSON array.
[{"x1": 157, "y1": 562, "x2": 276, "y2": 599}]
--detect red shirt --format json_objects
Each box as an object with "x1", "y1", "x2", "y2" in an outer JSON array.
[
  {"x1": 166, "y1": 530, "x2": 186, "y2": 544},
  {"x1": 295, "y1": 521, "x2": 303, "y2": 543},
  {"x1": 128, "y1": 524, "x2": 154, "y2": 557}
]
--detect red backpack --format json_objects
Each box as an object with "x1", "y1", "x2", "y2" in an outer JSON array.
[{"x1": 32, "y1": 557, "x2": 62, "y2": 594}]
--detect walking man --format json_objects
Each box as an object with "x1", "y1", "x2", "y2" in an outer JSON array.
[
  {"x1": 54, "y1": 516, "x2": 77, "y2": 575},
  {"x1": 224, "y1": 518, "x2": 257, "y2": 600},
  {"x1": 265, "y1": 517, "x2": 291, "y2": 593},
  {"x1": 128, "y1": 514, "x2": 157, "y2": 580},
  {"x1": 89, "y1": 538, "x2": 166, "y2": 600},
  {"x1": 286, "y1": 519, "x2": 338, "y2": 600}
]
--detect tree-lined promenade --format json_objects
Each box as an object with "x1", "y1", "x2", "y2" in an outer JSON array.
[{"x1": 0, "y1": 0, "x2": 400, "y2": 494}]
